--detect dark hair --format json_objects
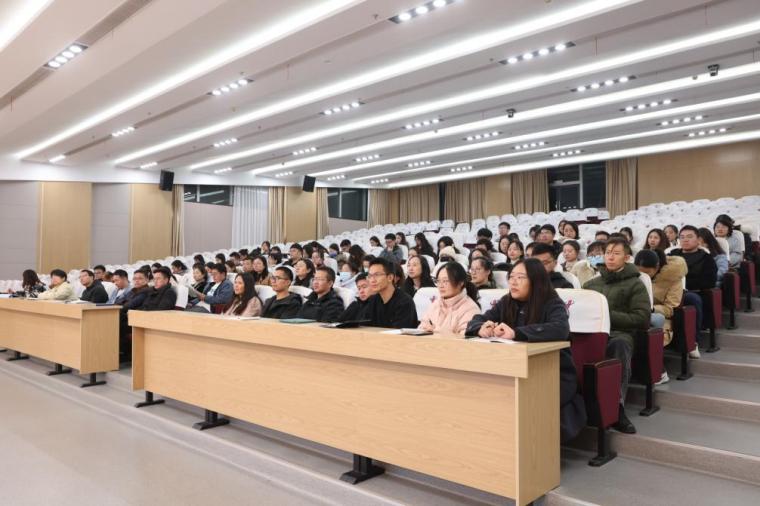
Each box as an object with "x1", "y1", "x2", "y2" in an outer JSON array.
[
  {"x1": 238, "y1": 249, "x2": 249, "y2": 257},
  {"x1": 311, "y1": 248, "x2": 324, "y2": 260},
  {"x1": 347, "y1": 244, "x2": 366, "y2": 267},
  {"x1": 634, "y1": 249, "x2": 662, "y2": 270},
  {"x1": 664, "y1": 224, "x2": 679, "y2": 238},
  {"x1": 22, "y1": 269, "x2": 41, "y2": 288},
  {"x1": 369, "y1": 236, "x2": 381, "y2": 246},
  {"x1": 315, "y1": 266, "x2": 336, "y2": 284},
  {"x1": 498, "y1": 236, "x2": 511, "y2": 255},
  {"x1": 229, "y1": 252, "x2": 241, "y2": 260},
  {"x1": 680, "y1": 225, "x2": 699, "y2": 237},
  {"x1": 507, "y1": 240, "x2": 525, "y2": 262},
  {"x1": 476, "y1": 238, "x2": 494, "y2": 252},
  {"x1": 438, "y1": 262, "x2": 479, "y2": 302},
  {"x1": 471, "y1": 257, "x2": 495, "y2": 286},
  {"x1": 289, "y1": 243, "x2": 303, "y2": 252},
  {"x1": 355, "y1": 272, "x2": 368, "y2": 283},
  {"x1": 275, "y1": 266, "x2": 294, "y2": 282},
  {"x1": 643, "y1": 228, "x2": 669, "y2": 251},
  {"x1": 498, "y1": 221, "x2": 511, "y2": 231},
  {"x1": 154, "y1": 266, "x2": 172, "y2": 280},
  {"x1": 562, "y1": 222, "x2": 579, "y2": 239},
  {"x1": 540, "y1": 224, "x2": 556, "y2": 235},
  {"x1": 477, "y1": 227, "x2": 493, "y2": 239},
  {"x1": 529, "y1": 225, "x2": 541, "y2": 238},
  {"x1": 340, "y1": 239, "x2": 351, "y2": 247},
  {"x1": 295, "y1": 258, "x2": 315, "y2": 282},
  {"x1": 605, "y1": 237, "x2": 632, "y2": 256},
  {"x1": 303, "y1": 244, "x2": 315, "y2": 257},
  {"x1": 50, "y1": 269, "x2": 67, "y2": 280},
  {"x1": 587, "y1": 240, "x2": 606, "y2": 255},
  {"x1": 214, "y1": 253, "x2": 226, "y2": 263},
  {"x1": 225, "y1": 260, "x2": 237, "y2": 272},
  {"x1": 112, "y1": 269, "x2": 128, "y2": 279},
  {"x1": 269, "y1": 251, "x2": 283, "y2": 264},
  {"x1": 210, "y1": 262, "x2": 227, "y2": 274},
  {"x1": 403, "y1": 255, "x2": 435, "y2": 292},
  {"x1": 698, "y1": 227, "x2": 726, "y2": 256},
  {"x1": 468, "y1": 248, "x2": 486, "y2": 264},
  {"x1": 133, "y1": 270, "x2": 148, "y2": 280},
  {"x1": 395, "y1": 232, "x2": 408, "y2": 246},
  {"x1": 261, "y1": 241, "x2": 271, "y2": 250},
  {"x1": 499, "y1": 259, "x2": 558, "y2": 325},
  {"x1": 562, "y1": 240, "x2": 580, "y2": 253},
  {"x1": 437, "y1": 236, "x2": 457, "y2": 253},
  {"x1": 368, "y1": 257, "x2": 394, "y2": 275},
  {"x1": 714, "y1": 215, "x2": 735, "y2": 237},
  {"x1": 507, "y1": 232, "x2": 520, "y2": 242},
  {"x1": 525, "y1": 241, "x2": 538, "y2": 255},
  {"x1": 81, "y1": 269, "x2": 94, "y2": 278},
  {"x1": 205, "y1": 261, "x2": 216, "y2": 271},
  {"x1": 620, "y1": 226, "x2": 634, "y2": 241},
  {"x1": 170, "y1": 260, "x2": 187, "y2": 271},
  {"x1": 329, "y1": 243, "x2": 339, "y2": 252},
  {"x1": 392, "y1": 260, "x2": 405, "y2": 287},
  {"x1": 138, "y1": 265, "x2": 153, "y2": 280},
  {"x1": 93, "y1": 265, "x2": 106, "y2": 272},
  {"x1": 595, "y1": 230, "x2": 610, "y2": 239},
  {"x1": 608, "y1": 232, "x2": 626, "y2": 240},
  {"x1": 229, "y1": 273, "x2": 260, "y2": 316},
  {"x1": 384, "y1": 233, "x2": 396, "y2": 241},
  {"x1": 250, "y1": 255, "x2": 269, "y2": 282},
  {"x1": 271, "y1": 245, "x2": 281, "y2": 254},
  {"x1": 193, "y1": 254, "x2": 205, "y2": 265},
  {"x1": 414, "y1": 233, "x2": 436, "y2": 258},
  {"x1": 531, "y1": 242, "x2": 558, "y2": 259},
  {"x1": 192, "y1": 262, "x2": 207, "y2": 280}
]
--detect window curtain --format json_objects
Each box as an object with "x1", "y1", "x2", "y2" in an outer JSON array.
[
  {"x1": 444, "y1": 178, "x2": 485, "y2": 223},
  {"x1": 232, "y1": 186, "x2": 269, "y2": 248},
  {"x1": 170, "y1": 185, "x2": 185, "y2": 256},
  {"x1": 267, "y1": 187, "x2": 286, "y2": 244},
  {"x1": 316, "y1": 187, "x2": 329, "y2": 239},
  {"x1": 399, "y1": 184, "x2": 439, "y2": 223},
  {"x1": 511, "y1": 169, "x2": 549, "y2": 214},
  {"x1": 606, "y1": 157, "x2": 638, "y2": 219},
  {"x1": 368, "y1": 189, "x2": 393, "y2": 227}
]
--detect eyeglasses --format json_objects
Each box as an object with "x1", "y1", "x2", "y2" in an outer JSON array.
[
  {"x1": 367, "y1": 272, "x2": 388, "y2": 279},
  {"x1": 313, "y1": 277, "x2": 330, "y2": 283},
  {"x1": 270, "y1": 276, "x2": 288, "y2": 282},
  {"x1": 508, "y1": 274, "x2": 528, "y2": 282},
  {"x1": 437, "y1": 278, "x2": 452, "y2": 286}
]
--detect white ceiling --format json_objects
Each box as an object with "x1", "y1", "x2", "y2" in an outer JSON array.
[{"x1": 1, "y1": 0, "x2": 760, "y2": 188}]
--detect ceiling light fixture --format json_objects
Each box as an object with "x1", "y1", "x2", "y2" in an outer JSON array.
[
  {"x1": 465, "y1": 131, "x2": 500, "y2": 141},
  {"x1": 45, "y1": 43, "x2": 87, "y2": 70},
  {"x1": 355, "y1": 154, "x2": 380, "y2": 162},
  {"x1": 623, "y1": 98, "x2": 674, "y2": 112},
  {"x1": 450, "y1": 165, "x2": 473, "y2": 173},
  {"x1": 390, "y1": 0, "x2": 456, "y2": 23},
  {"x1": 552, "y1": 150, "x2": 582, "y2": 157},
  {"x1": 111, "y1": 126, "x2": 135, "y2": 137},
  {"x1": 213, "y1": 138, "x2": 238, "y2": 148},
  {"x1": 293, "y1": 147, "x2": 318, "y2": 155},
  {"x1": 688, "y1": 127, "x2": 728, "y2": 137},
  {"x1": 370, "y1": 178, "x2": 389, "y2": 184},
  {"x1": 514, "y1": 141, "x2": 546, "y2": 150},
  {"x1": 210, "y1": 78, "x2": 251, "y2": 96},
  {"x1": 574, "y1": 75, "x2": 634, "y2": 92},
  {"x1": 274, "y1": 171, "x2": 294, "y2": 178},
  {"x1": 660, "y1": 115, "x2": 704, "y2": 126},
  {"x1": 214, "y1": 167, "x2": 233, "y2": 174},
  {"x1": 500, "y1": 42, "x2": 576, "y2": 65},
  {"x1": 323, "y1": 101, "x2": 362, "y2": 116},
  {"x1": 408, "y1": 160, "x2": 431, "y2": 168},
  {"x1": 48, "y1": 155, "x2": 66, "y2": 163},
  {"x1": 140, "y1": 162, "x2": 158, "y2": 169},
  {"x1": 404, "y1": 118, "x2": 441, "y2": 129},
  {"x1": 388, "y1": 129, "x2": 760, "y2": 188},
  {"x1": 326, "y1": 174, "x2": 346, "y2": 181}
]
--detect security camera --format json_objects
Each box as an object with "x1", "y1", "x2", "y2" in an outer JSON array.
[
  {"x1": 708, "y1": 64, "x2": 720, "y2": 77},
  {"x1": 506, "y1": 108, "x2": 516, "y2": 118}
]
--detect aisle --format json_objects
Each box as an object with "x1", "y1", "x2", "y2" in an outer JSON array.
[{"x1": 0, "y1": 370, "x2": 320, "y2": 506}]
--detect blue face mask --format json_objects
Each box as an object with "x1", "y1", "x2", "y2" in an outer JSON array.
[
  {"x1": 338, "y1": 271, "x2": 352, "y2": 283},
  {"x1": 588, "y1": 255, "x2": 604, "y2": 267},
  {"x1": 329, "y1": 251, "x2": 338, "y2": 258}
]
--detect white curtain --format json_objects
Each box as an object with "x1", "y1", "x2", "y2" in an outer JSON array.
[{"x1": 232, "y1": 186, "x2": 269, "y2": 248}]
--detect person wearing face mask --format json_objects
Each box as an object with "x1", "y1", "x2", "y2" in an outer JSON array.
[
  {"x1": 338, "y1": 273, "x2": 371, "y2": 321},
  {"x1": 571, "y1": 241, "x2": 606, "y2": 286},
  {"x1": 338, "y1": 261, "x2": 360, "y2": 291},
  {"x1": 418, "y1": 262, "x2": 480, "y2": 335}
]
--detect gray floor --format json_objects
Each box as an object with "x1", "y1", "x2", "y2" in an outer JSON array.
[{"x1": 0, "y1": 371, "x2": 321, "y2": 506}]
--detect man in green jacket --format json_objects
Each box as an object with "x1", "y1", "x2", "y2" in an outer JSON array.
[{"x1": 584, "y1": 237, "x2": 651, "y2": 434}]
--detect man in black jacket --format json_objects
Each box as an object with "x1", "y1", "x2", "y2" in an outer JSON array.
[
  {"x1": 339, "y1": 273, "x2": 370, "y2": 322},
  {"x1": 262, "y1": 267, "x2": 302, "y2": 319},
  {"x1": 140, "y1": 267, "x2": 177, "y2": 311},
  {"x1": 669, "y1": 225, "x2": 718, "y2": 290},
  {"x1": 531, "y1": 243, "x2": 574, "y2": 289},
  {"x1": 296, "y1": 267, "x2": 344, "y2": 322},
  {"x1": 118, "y1": 270, "x2": 151, "y2": 362},
  {"x1": 79, "y1": 270, "x2": 108, "y2": 303},
  {"x1": 363, "y1": 258, "x2": 417, "y2": 328}
]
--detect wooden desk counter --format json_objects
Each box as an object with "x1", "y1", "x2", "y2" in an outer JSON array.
[
  {"x1": 129, "y1": 311, "x2": 568, "y2": 505},
  {"x1": 0, "y1": 298, "x2": 120, "y2": 375}
]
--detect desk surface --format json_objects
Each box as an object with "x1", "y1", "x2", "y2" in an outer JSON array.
[
  {"x1": 0, "y1": 298, "x2": 120, "y2": 318},
  {"x1": 128, "y1": 310, "x2": 568, "y2": 378}
]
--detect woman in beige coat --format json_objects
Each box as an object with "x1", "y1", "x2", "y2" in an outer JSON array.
[
  {"x1": 418, "y1": 262, "x2": 482, "y2": 335},
  {"x1": 634, "y1": 249, "x2": 687, "y2": 346}
]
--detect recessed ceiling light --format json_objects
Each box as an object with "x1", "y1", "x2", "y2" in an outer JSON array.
[
  {"x1": 45, "y1": 42, "x2": 87, "y2": 70},
  {"x1": 140, "y1": 162, "x2": 158, "y2": 169},
  {"x1": 355, "y1": 154, "x2": 380, "y2": 162},
  {"x1": 112, "y1": 126, "x2": 136, "y2": 137},
  {"x1": 322, "y1": 101, "x2": 363, "y2": 116},
  {"x1": 214, "y1": 167, "x2": 232, "y2": 174},
  {"x1": 213, "y1": 138, "x2": 238, "y2": 148},
  {"x1": 500, "y1": 42, "x2": 575, "y2": 66},
  {"x1": 49, "y1": 155, "x2": 66, "y2": 163}
]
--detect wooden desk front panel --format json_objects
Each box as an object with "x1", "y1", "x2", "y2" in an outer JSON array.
[
  {"x1": 0, "y1": 307, "x2": 81, "y2": 367},
  {"x1": 136, "y1": 329, "x2": 517, "y2": 497}
]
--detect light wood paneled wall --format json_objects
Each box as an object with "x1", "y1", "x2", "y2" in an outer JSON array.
[
  {"x1": 38, "y1": 181, "x2": 92, "y2": 272},
  {"x1": 129, "y1": 184, "x2": 172, "y2": 262},
  {"x1": 285, "y1": 187, "x2": 316, "y2": 242},
  {"x1": 484, "y1": 174, "x2": 513, "y2": 217},
  {"x1": 638, "y1": 140, "x2": 760, "y2": 206}
]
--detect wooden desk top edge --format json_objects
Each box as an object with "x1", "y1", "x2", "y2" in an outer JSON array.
[{"x1": 0, "y1": 298, "x2": 122, "y2": 318}]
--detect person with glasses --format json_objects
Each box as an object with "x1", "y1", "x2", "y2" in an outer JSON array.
[
  {"x1": 261, "y1": 267, "x2": 302, "y2": 319},
  {"x1": 418, "y1": 262, "x2": 480, "y2": 335},
  {"x1": 530, "y1": 243, "x2": 573, "y2": 289},
  {"x1": 584, "y1": 238, "x2": 651, "y2": 435},
  {"x1": 465, "y1": 258, "x2": 586, "y2": 443},
  {"x1": 295, "y1": 267, "x2": 344, "y2": 322},
  {"x1": 363, "y1": 257, "x2": 418, "y2": 328},
  {"x1": 469, "y1": 257, "x2": 496, "y2": 289}
]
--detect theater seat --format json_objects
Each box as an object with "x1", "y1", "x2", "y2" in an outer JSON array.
[
  {"x1": 698, "y1": 287, "x2": 723, "y2": 352},
  {"x1": 739, "y1": 260, "x2": 756, "y2": 312},
  {"x1": 556, "y1": 289, "x2": 621, "y2": 467},
  {"x1": 413, "y1": 287, "x2": 438, "y2": 320},
  {"x1": 671, "y1": 304, "x2": 697, "y2": 380},
  {"x1": 722, "y1": 271, "x2": 740, "y2": 329}
]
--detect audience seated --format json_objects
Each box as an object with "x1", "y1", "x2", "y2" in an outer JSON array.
[
  {"x1": 261, "y1": 267, "x2": 302, "y2": 319},
  {"x1": 108, "y1": 269, "x2": 132, "y2": 304},
  {"x1": 664, "y1": 224, "x2": 679, "y2": 248},
  {"x1": 250, "y1": 255, "x2": 271, "y2": 286},
  {"x1": 595, "y1": 230, "x2": 610, "y2": 242},
  {"x1": 285, "y1": 243, "x2": 303, "y2": 267},
  {"x1": 37, "y1": 269, "x2": 76, "y2": 301},
  {"x1": 140, "y1": 267, "x2": 177, "y2": 311},
  {"x1": 571, "y1": 241, "x2": 605, "y2": 286},
  {"x1": 498, "y1": 221, "x2": 511, "y2": 238},
  {"x1": 118, "y1": 270, "x2": 151, "y2": 360},
  {"x1": 539, "y1": 224, "x2": 562, "y2": 255},
  {"x1": 469, "y1": 257, "x2": 496, "y2": 289},
  {"x1": 338, "y1": 273, "x2": 371, "y2": 321},
  {"x1": 190, "y1": 263, "x2": 233, "y2": 311},
  {"x1": 418, "y1": 262, "x2": 480, "y2": 335},
  {"x1": 223, "y1": 273, "x2": 262, "y2": 317},
  {"x1": 669, "y1": 226, "x2": 718, "y2": 290},
  {"x1": 79, "y1": 269, "x2": 108, "y2": 303},
  {"x1": 170, "y1": 260, "x2": 188, "y2": 278},
  {"x1": 698, "y1": 228, "x2": 729, "y2": 284},
  {"x1": 561, "y1": 222, "x2": 579, "y2": 241},
  {"x1": 7, "y1": 269, "x2": 46, "y2": 298},
  {"x1": 476, "y1": 227, "x2": 493, "y2": 241},
  {"x1": 363, "y1": 258, "x2": 418, "y2": 328},
  {"x1": 191, "y1": 263, "x2": 209, "y2": 296},
  {"x1": 643, "y1": 228, "x2": 669, "y2": 251},
  {"x1": 562, "y1": 241, "x2": 580, "y2": 272},
  {"x1": 293, "y1": 259, "x2": 315, "y2": 288},
  {"x1": 713, "y1": 215, "x2": 744, "y2": 268},
  {"x1": 531, "y1": 243, "x2": 573, "y2": 289},
  {"x1": 465, "y1": 258, "x2": 586, "y2": 442},
  {"x1": 507, "y1": 240, "x2": 524, "y2": 266},
  {"x1": 583, "y1": 237, "x2": 650, "y2": 435},
  {"x1": 295, "y1": 267, "x2": 344, "y2": 322},
  {"x1": 401, "y1": 255, "x2": 435, "y2": 297},
  {"x1": 267, "y1": 252, "x2": 283, "y2": 268},
  {"x1": 93, "y1": 265, "x2": 106, "y2": 281},
  {"x1": 379, "y1": 233, "x2": 403, "y2": 264}
]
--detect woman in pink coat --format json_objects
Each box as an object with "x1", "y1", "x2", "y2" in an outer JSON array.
[{"x1": 418, "y1": 262, "x2": 482, "y2": 335}]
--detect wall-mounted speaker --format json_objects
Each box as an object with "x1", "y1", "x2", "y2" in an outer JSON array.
[
  {"x1": 302, "y1": 175, "x2": 316, "y2": 192},
  {"x1": 159, "y1": 170, "x2": 174, "y2": 191}
]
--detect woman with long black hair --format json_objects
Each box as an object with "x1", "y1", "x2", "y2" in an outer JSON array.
[
  {"x1": 418, "y1": 262, "x2": 480, "y2": 335},
  {"x1": 466, "y1": 258, "x2": 585, "y2": 442},
  {"x1": 401, "y1": 255, "x2": 435, "y2": 297},
  {"x1": 223, "y1": 273, "x2": 262, "y2": 317}
]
